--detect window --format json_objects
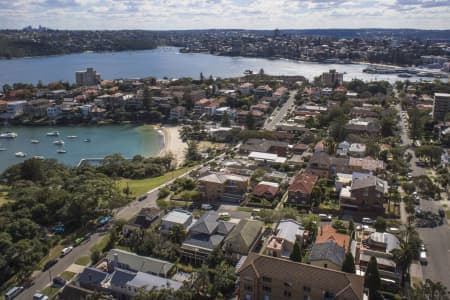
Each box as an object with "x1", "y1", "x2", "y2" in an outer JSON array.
[
  {"x1": 244, "y1": 285, "x2": 253, "y2": 292},
  {"x1": 304, "y1": 286, "x2": 311, "y2": 292},
  {"x1": 284, "y1": 282, "x2": 293, "y2": 288},
  {"x1": 324, "y1": 263, "x2": 328, "y2": 268},
  {"x1": 284, "y1": 290, "x2": 292, "y2": 297},
  {"x1": 262, "y1": 276, "x2": 272, "y2": 283},
  {"x1": 262, "y1": 285, "x2": 272, "y2": 293}
]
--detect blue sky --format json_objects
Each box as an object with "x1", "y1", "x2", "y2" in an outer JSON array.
[{"x1": 0, "y1": 0, "x2": 449, "y2": 29}]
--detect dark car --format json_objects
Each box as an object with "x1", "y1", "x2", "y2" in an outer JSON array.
[
  {"x1": 138, "y1": 195, "x2": 147, "y2": 201},
  {"x1": 43, "y1": 259, "x2": 58, "y2": 271},
  {"x1": 53, "y1": 277, "x2": 67, "y2": 286}
]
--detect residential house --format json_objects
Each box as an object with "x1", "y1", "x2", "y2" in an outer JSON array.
[
  {"x1": 307, "y1": 152, "x2": 349, "y2": 177},
  {"x1": 276, "y1": 124, "x2": 309, "y2": 136},
  {"x1": 349, "y1": 143, "x2": 367, "y2": 157},
  {"x1": 5, "y1": 100, "x2": 26, "y2": 118},
  {"x1": 104, "y1": 249, "x2": 174, "y2": 277},
  {"x1": 122, "y1": 208, "x2": 160, "y2": 236},
  {"x1": 160, "y1": 209, "x2": 194, "y2": 233},
  {"x1": 345, "y1": 118, "x2": 380, "y2": 135},
  {"x1": 170, "y1": 106, "x2": 186, "y2": 121},
  {"x1": 254, "y1": 85, "x2": 273, "y2": 97},
  {"x1": 350, "y1": 107, "x2": 380, "y2": 119},
  {"x1": 309, "y1": 240, "x2": 346, "y2": 271},
  {"x1": 252, "y1": 181, "x2": 280, "y2": 201},
  {"x1": 23, "y1": 99, "x2": 50, "y2": 118},
  {"x1": 349, "y1": 156, "x2": 384, "y2": 173},
  {"x1": 240, "y1": 138, "x2": 290, "y2": 157},
  {"x1": 339, "y1": 175, "x2": 388, "y2": 214},
  {"x1": 266, "y1": 219, "x2": 307, "y2": 258},
  {"x1": 292, "y1": 143, "x2": 308, "y2": 155},
  {"x1": 357, "y1": 232, "x2": 401, "y2": 288},
  {"x1": 223, "y1": 219, "x2": 264, "y2": 262},
  {"x1": 316, "y1": 224, "x2": 351, "y2": 249},
  {"x1": 77, "y1": 267, "x2": 108, "y2": 291},
  {"x1": 287, "y1": 172, "x2": 319, "y2": 207},
  {"x1": 47, "y1": 105, "x2": 62, "y2": 119},
  {"x1": 238, "y1": 253, "x2": 365, "y2": 300},
  {"x1": 237, "y1": 110, "x2": 265, "y2": 127},
  {"x1": 197, "y1": 172, "x2": 250, "y2": 203},
  {"x1": 239, "y1": 82, "x2": 254, "y2": 96},
  {"x1": 248, "y1": 152, "x2": 287, "y2": 164},
  {"x1": 337, "y1": 141, "x2": 350, "y2": 157},
  {"x1": 181, "y1": 211, "x2": 236, "y2": 264}
]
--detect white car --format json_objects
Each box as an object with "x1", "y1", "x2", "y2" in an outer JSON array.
[
  {"x1": 61, "y1": 246, "x2": 73, "y2": 257},
  {"x1": 419, "y1": 251, "x2": 428, "y2": 265}
]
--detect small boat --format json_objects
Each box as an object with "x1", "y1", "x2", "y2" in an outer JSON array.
[
  {"x1": 0, "y1": 147, "x2": 6, "y2": 151},
  {"x1": 46, "y1": 131, "x2": 60, "y2": 136},
  {"x1": 67, "y1": 135, "x2": 78, "y2": 139},
  {"x1": 0, "y1": 132, "x2": 18, "y2": 139},
  {"x1": 56, "y1": 149, "x2": 66, "y2": 154},
  {"x1": 15, "y1": 152, "x2": 26, "y2": 157},
  {"x1": 53, "y1": 140, "x2": 65, "y2": 145},
  {"x1": 84, "y1": 138, "x2": 91, "y2": 143},
  {"x1": 33, "y1": 155, "x2": 45, "y2": 160},
  {"x1": 31, "y1": 139, "x2": 40, "y2": 144}
]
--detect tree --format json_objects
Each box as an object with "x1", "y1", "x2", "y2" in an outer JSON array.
[
  {"x1": 184, "y1": 141, "x2": 202, "y2": 162},
  {"x1": 365, "y1": 256, "x2": 381, "y2": 300},
  {"x1": 143, "y1": 86, "x2": 152, "y2": 110},
  {"x1": 409, "y1": 107, "x2": 423, "y2": 141},
  {"x1": 158, "y1": 187, "x2": 170, "y2": 199},
  {"x1": 167, "y1": 225, "x2": 186, "y2": 244},
  {"x1": 246, "y1": 112, "x2": 256, "y2": 130},
  {"x1": 289, "y1": 242, "x2": 302, "y2": 262},
  {"x1": 415, "y1": 145, "x2": 443, "y2": 166},
  {"x1": 374, "y1": 217, "x2": 387, "y2": 232},
  {"x1": 342, "y1": 252, "x2": 356, "y2": 273},
  {"x1": 391, "y1": 238, "x2": 413, "y2": 287},
  {"x1": 410, "y1": 279, "x2": 449, "y2": 300},
  {"x1": 221, "y1": 111, "x2": 231, "y2": 127}
]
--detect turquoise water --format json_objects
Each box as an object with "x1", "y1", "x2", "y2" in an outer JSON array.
[
  {"x1": 0, "y1": 125, "x2": 162, "y2": 172},
  {"x1": 0, "y1": 47, "x2": 437, "y2": 86}
]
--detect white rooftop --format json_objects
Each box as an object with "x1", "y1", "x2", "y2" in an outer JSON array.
[
  {"x1": 248, "y1": 151, "x2": 287, "y2": 163},
  {"x1": 162, "y1": 209, "x2": 192, "y2": 224}
]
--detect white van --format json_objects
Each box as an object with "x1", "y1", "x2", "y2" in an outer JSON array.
[
  {"x1": 61, "y1": 246, "x2": 73, "y2": 257},
  {"x1": 5, "y1": 286, "x2": 24, "y2": 300},
  {"x1": 201, "y1": 204, "x2": 213, "y2": 210}
]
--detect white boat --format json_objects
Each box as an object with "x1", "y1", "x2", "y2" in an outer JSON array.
[
  {"x1": 0, "y1": 132, "x2": 18, "y2": 139},
  {"x1": 31, "y1": 139, "x2": 40, "y2": 144},
  {"x1": 15, "y1": 152, "x2": 26, "y2": 157},
  {"x1": 46, "y1": 131, "x2": 60, "y2": 136},
  {"x1": 56, "y1": 149, "x2": 67, "y2": 154},
  {"x1": 33, "y1": 155, "x2": 45, "y2": 160},
  {"x1": 67, "y1": 135, "x2": 78, "y2": 139},
  {"x1": 84, "y1": 138, "x2": 91, "y2": 142},
  {"x1": 0, "y1": 147, "x2": 6, "y2": 151},
  {"x1": 53, "y1": 140, "x2": 65, "y2": 145}
]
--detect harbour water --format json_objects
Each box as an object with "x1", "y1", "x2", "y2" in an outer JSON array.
[
  {"x1": 0, "y1": 125, "x2": 163, "y2": 172},
  {"x1": 0, "y1": 47, "x2": 442, "y2": 86}
]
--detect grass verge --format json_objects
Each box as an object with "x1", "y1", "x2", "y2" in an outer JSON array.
[
  {"x1": 60, "y1": 271, "x2": 76, "y2": 281},
  {"x1": 42, "y1": 285, "x2": 60, "y2": 299},
  {"x1": 90, "y1": 233, "x2": 110, "y2": 253},
  {"x1": 74, "y1": 256, "x2": 91, "y2": 266},
  {"x1": 117, "y1": 166, "x2": 193, "y2": 197}
]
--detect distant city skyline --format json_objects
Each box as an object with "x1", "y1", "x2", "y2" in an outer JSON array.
[{"x1": 0, "y1": 0, "x2": 449, "y2": 30}]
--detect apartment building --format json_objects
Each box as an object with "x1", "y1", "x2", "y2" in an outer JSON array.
[
  {"x1": 432, "y1": 92, "x2": 450, "y2": 121},
  {"x1": 197, "y1": 172, "x2": 250, "y2": 203}
]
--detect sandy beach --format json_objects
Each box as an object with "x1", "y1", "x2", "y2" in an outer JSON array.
[{"x1": 158, "y1": 126, "x2": 187, "y2": 167}]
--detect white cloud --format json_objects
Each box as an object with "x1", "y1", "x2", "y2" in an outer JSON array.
[{"x1": 0, "y1": 0, "x2": 448, "y2": 29}]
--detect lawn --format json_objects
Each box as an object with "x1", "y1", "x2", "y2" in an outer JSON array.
[
  {"x1": 117, "y1": 166, "x2": 193, "y2": 197},
  {"x1": 90, "y1": 233, "x2": 110, "y2": 253},
  {"x1": 60, "y1": 271, "x2": 76, "y2": 281},
  {"x1": 74, "y1": 256, "x2": 91, "y2": 266}
]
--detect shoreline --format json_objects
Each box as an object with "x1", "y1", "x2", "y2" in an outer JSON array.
[{"x1": 157, "y1": 125, "x2": 187, "y2": 168}]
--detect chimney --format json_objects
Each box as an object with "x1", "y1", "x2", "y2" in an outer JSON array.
[{"x1": 113, "y1": 253, "x2": 119, "y2": 270}]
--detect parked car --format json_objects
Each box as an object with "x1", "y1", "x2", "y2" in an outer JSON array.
[
  {"x1": 319, "y1": 214, "x2": 332, "y2": 221},
  {"x1": 4, "y1": 286, "x2": 24, "y2": 300},
  {"x1": 362, "y1": 217, "x2": 375, "y2": 224},
  {"x1": 43, "y1": 259, "x2": 58, "y2": 271},
  {"x1": 33, "y1": 293, "x2": 49, "y2": 300},
  {"x1": 201, "y1": 204, "x2": 213, "y2": 210},
  {"x1": 138, "y1": 195, "x2": 147, "y2": 201},
  {"x1": 419, "y1": 251, "x2": 428, "y2": 265},
  {"x1": 53, "y1": 277, "x2": 67, "y2": 286},
  {"x1": 61, "y1": 246, "x2": 73, "y2": 257}
]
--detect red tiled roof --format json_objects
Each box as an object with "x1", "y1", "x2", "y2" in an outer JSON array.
[
  {"x1": 288, "y1": 172, "x2": 318, "y2": 194},
  {"x1": 316, "y1": 224, "x2": 351, "y2": 249},
  {"x1": 253, "y1": 182, "x2": 279, "y2": 198}
]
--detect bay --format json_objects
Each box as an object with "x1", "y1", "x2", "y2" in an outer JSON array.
[
  {"x1": 0, "y1": 125, "x2": 163, "y2": 172},
  {"x1": 0, "y1": 47, "x2": 439, "y2": 86}
]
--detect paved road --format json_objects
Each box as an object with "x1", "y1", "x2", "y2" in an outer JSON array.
[
  {"x1": 17, "y1": 233, "x2": 103, "y2": 300},
  {"x1": 417, "y1": 199, "x2": 450, "y2": 290},
  {"x1": 263, "y1": 90, "x2": 297, "y2": 130},
  {"x1": 17, "y1": 154, "x2": 225, "y2": 299},
  {"x1": 397, "y1": 103, "x2": 450, "y2": 290}
]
